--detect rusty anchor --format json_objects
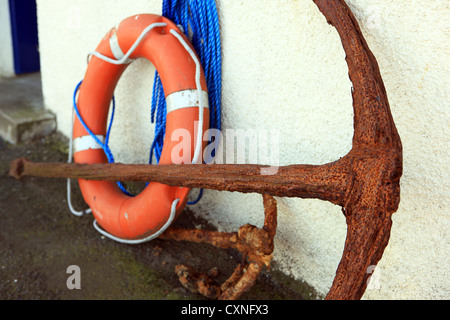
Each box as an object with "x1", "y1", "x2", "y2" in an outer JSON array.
[{"x1": 10, "y1": 0, "x2": 402, "y2": 300}]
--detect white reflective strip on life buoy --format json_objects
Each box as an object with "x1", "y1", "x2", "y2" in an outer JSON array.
[
  {"x1": 73, "y1": 135, "x2": 105, "y2": 154},
  {"x1": 166, "y1": 89, "x2": 209, "y2": 114},
  {"x1": 109, "y1": 32, "x2": 133, "y2": 64}
]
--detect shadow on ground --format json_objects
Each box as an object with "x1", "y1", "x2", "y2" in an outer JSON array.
[{"x1": 0, "y1": 132, "x2": 319, "y2": 300}]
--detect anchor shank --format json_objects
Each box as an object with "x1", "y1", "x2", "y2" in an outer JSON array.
[{"x1": 10, "y1": 157, "x2": 350, "y2": 206}]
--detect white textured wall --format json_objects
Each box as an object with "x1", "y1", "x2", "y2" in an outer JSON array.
[
  {"x1": 37, "y1": 0, "x2": 449, "y2": 299},
  {"x1": 0, "y1": 0, "x2": 14, "y2": 77}
]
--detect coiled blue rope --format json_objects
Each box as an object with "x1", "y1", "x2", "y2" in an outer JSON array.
[{"x1": 154, "y1": 0, "x2": 222, "y2": 204}]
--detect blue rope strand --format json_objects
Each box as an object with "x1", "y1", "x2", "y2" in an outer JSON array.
[{"x1": 72, "y1": 81, "x2": 133, "y2": 196}]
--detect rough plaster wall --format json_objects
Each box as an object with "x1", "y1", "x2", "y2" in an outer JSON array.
[{"x1": 36, "y1": 0, "x2": 449, "y2": 299}]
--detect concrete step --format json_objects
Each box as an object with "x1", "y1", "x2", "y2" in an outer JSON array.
[{"x1": 0, "y1": 73, "x2": 55, "y2": 144}]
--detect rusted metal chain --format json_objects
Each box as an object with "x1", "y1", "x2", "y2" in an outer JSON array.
[{"x1": 161, "y1": 194, "x2": 278, "y2": 300}]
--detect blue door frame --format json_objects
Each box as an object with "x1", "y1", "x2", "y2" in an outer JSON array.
[{"x1": 8, "y1": 0, "x2": 40, "y2": 74}]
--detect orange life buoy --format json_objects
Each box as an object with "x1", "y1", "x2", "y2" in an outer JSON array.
[{"x1": 72, "y1": 14, "x2": 209, "y2": 242}]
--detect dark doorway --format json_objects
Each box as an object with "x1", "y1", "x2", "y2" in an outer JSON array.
[{"x1": 8, "y1": 0, "x2": 40, "y2": 74}]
